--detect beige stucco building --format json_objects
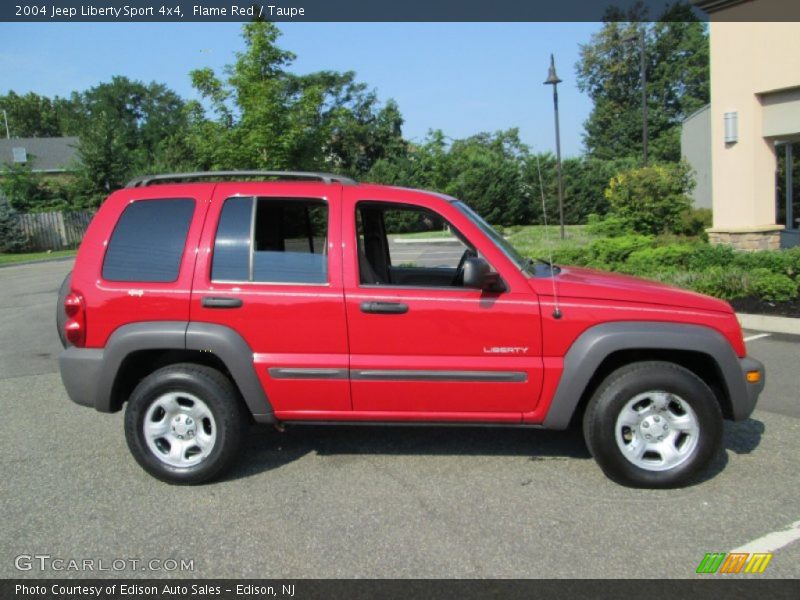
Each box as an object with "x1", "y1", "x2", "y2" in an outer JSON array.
[{"x1": 696, "y1": 0, "x2": 800, "y2": 250}]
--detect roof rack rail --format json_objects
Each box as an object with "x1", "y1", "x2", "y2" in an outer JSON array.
[{"x1": 125, "y1": 170, "x2": 358, "y2": 188}]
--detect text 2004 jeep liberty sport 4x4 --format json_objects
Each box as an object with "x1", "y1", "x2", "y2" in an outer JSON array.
[{"x1": 57, "y1": 171, "x2": 765, "y2": 487}]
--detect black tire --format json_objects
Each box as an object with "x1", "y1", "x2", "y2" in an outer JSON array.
[
  {"x1": 583, "y1": 361, "x2": 723, "y2": 488},
  {"x1": 56, "y1": 270, "x2": 72, "y2": 348},
  {"x1": 124, "y1": 363, "x2": 249, "y2": 485}
]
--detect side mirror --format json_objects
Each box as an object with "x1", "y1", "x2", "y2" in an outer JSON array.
[{"x1": 463, "y1": 257, "x2": 505, "y2": 292}]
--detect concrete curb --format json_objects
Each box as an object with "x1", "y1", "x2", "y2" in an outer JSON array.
[{"x1": 737, "y1": 313, "x2": 800, "y2": 336}]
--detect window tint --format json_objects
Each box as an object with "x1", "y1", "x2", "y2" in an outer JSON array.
[
  {"x1": 102, "y1": 199, "x2": 194, "y2": 282},
  {"x1": 212, "y1": 196, "x2": 252, "y2": 282},
  {"x1": 212, "y1": 197, "x2": 328, "y2": 284}
]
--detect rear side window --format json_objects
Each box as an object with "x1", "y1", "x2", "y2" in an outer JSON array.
[
  {"x1": 102, "y1": 199, "x2": 195, "y2": 282},
  {"x1": 212, "y1": 197, "x2": 328, "y2": 284}
]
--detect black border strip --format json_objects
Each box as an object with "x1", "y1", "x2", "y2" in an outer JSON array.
[
  {"x1": 4, "y1": 579, "x2": 800, "y2": 600},
  {"x1": 3, "y1": 0, "x2": 800, "y2": 22}
]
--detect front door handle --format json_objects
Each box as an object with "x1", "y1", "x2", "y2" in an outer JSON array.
[
  {"x1": 202, "y1": 296, "x2": 243, "y2": 309},
  {"x1": 360, "y1": 301, "x2": 408, "y2": 314}
]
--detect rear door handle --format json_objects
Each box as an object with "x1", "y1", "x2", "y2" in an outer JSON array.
[
  {"x1": 360, "y1": 301, "x2": 409, "y2": 314},
  {"x1": 202, "y1": 296, "x2": 243, "y2": 309}
]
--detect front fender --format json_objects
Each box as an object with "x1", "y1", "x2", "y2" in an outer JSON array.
[{"x1": 542, "y1": 322, "x2": 763, "y2": 430}]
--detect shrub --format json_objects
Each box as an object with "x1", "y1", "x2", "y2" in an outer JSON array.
[
  {"x1": 624, "y1": 244, "x2": 700, "y2": 274},
  {"x1": 732, "y1": 249, "x2": 798, "y2": 277},
  {"x1": 583, "y1": 235, "x2": 655, "y2": 269},
  {"x1": 585, "y1": 213, "x2": 633, "y2": 238},
  {"x1": 0, "y1": 198, "x2": 28, "y2": 253},
  {"x1": 551, "y1": 245, "x2": 591, "y2": 266},
  {"x1": 749, "y1": 268, "x2": 798, "y2": 302},
  {"x1": 660, "y1": 266, "x2": 752, "y2": 300},
  {"x1": 604, "y1": 162, "x2": 694, "y2": 236},
  {"x1": 684, "y1": 243, "x2": 736, "y2": 270},
  {"x1": 673, "y1": 207, "x2": 712, "y2": 238}
]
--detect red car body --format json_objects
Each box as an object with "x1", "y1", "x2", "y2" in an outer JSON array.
[{"x1": 63, "y1": 179, "x2": 753, "y2": 427}]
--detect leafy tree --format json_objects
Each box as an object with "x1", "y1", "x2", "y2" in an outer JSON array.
[
  {"x1": 445, "y1": 130, "x2": 533, "y2": 226},
  {"x1": 0, "y1": 162, "x2": 47, "y2": 212},
  {"x1": 188, "y1": 21, "x2": 404, "y2": 176},
  {"x1": 576, "y1": 2, "x2": 709, "y2": 162},
  {"x1": 0, "y1": 91, "x2": 82, "y2": 137},
  {"x1": 71, "y1": 76, "x2": 193, "y2": 204},
  {"x1": 368, "y1": 130, "x2": 533, "y2": 227},
  {"x1": 0, "y1": 197, "x2": 27, "y2": 252}
]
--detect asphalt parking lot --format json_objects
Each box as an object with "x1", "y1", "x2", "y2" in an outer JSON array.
[{"x1": 1, "y1": 260, "x2": 798, "y2": 579}]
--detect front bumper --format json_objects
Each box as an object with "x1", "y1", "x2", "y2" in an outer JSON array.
[{"x1": 733, "y1": 356, "x2": 765, "y2": 421}]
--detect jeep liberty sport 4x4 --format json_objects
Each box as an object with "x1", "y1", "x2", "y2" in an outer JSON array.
[{"x1": 58, "y1": 171, "x2": 765, "y2": 487}]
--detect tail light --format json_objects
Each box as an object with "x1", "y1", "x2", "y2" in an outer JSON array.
[{"x1": 64, "y1": 292, "x2": 86, "y2": 347}]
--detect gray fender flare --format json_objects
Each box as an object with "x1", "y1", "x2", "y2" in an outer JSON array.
[
  {"x1": 185, "y1": 322, "x2": 274, "y2": 422},
  {"x1": 87, "y1": 321, "x2": 273, "y2": 421},
  {"x1": 541, "y1": 321, "x2": 751, "y2": 430}
]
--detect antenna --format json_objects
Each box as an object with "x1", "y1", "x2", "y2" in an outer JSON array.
[{"x1": 535, "y1": 154, "x2": 562, "y2": 320}]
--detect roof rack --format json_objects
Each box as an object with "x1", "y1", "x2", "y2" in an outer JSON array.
[{"x1": 125, "y1": 170, "x2": 357, "y2": 188}]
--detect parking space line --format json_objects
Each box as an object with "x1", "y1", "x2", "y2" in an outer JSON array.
[
  {"x1": 744, "y1": 333, "x2": 772, "y2": 342},
  {"x1": 731, "y1": 520, "x2": 800, "y2": 554}
]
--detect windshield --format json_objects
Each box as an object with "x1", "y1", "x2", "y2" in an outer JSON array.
[{"x1": 453, "y1": 201, "x2": 536, "y2": 276}]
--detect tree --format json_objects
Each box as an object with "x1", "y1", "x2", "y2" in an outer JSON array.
[
  {"x1": 0, "y1": 91, "x2": 83, "y2": 137},
  {"x1": 188, "y1": 21, "x2": 405, "y2": 176},
  {"x1": 445, "y1": 130, "x2": 532, "y2": 226},
  {"x1": 367, "y1": 129, "x2": 534, "y2": 227},
  {"x1": 0, "y1": 197, "x2": 28, "y2": 252},
  {"x1": 0, "y1": 162, "x2": 47, "y2": 212},
  {"x1": 71, "y1": 76, "x2": 193, "y2": 204},
  {"x1": 576, "y1": 2, "x2": 709, "y2": 163}
]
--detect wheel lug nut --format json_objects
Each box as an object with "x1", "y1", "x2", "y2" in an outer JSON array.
[{"x1": 643, "y1": 422, "x2": 649, "y2": 428}]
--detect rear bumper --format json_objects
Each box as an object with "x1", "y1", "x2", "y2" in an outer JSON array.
[
  {"x1": 59, "y1": 347, "x2": 105, "y2": 410},
  {"x1": 732, "y1": 356, "x2": 765, "y2": 421}
]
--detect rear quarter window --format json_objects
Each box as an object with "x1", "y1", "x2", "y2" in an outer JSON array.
[{"x1": 102, "y1": 198, "x2": 195, "y2": 282}]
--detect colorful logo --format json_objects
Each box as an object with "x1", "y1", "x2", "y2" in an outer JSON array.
[{"x1": 696, "y1": 552, "x2": 773, "y2": 574}]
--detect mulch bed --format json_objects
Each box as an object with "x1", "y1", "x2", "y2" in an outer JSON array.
[{"x1": 730, "y1": 296, "x2": 800, "y2": 319}]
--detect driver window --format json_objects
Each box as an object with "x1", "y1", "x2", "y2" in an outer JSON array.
[{"x1": 356, "y1": 201, "x2": 478, "y2": 288}]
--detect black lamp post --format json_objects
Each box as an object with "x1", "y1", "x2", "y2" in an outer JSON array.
[
  {"x1": 625, "y1": 28, "x2": 648, "y2": 166},
  {"x1": 544, "y1": 54, "x2": 565, "y2": 240}
]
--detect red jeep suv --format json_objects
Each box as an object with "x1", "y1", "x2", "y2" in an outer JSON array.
[{"x1": 58, "y1": 171, "x2": 765, "y2": 487}]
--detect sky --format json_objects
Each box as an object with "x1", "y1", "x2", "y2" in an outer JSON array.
[{"x1": 0, "y1": 22, "x2": 601, "y2": 157}]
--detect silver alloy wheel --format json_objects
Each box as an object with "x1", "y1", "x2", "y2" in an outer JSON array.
[
  {"x1": 143, "y1": 391, "x2": 217, "y2": 468},
  {"x1": 614, "y1": 391, "x2": 700, "y2": 472}
]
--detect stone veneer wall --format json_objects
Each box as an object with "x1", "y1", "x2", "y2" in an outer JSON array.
[{"x1": 707, "y1": 229, "x2": 782, "y2": 251}]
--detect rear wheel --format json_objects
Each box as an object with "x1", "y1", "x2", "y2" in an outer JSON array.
[
  {"x1": 583, "y1": 361, "x2": 723, "y2": 488},
  {"x1": 56, "y1": 271, "x2": 72, "y2": 348},
  {"x1": 124, "y1": 363, "x2": 249, "y2": 484}
]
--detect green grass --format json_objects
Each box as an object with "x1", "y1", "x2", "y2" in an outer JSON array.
[
  {"x1": 392, "y1": 224, "x2": 596, "y2": 254},
  {"x1": 0, "y1": 249, "x2": 77, "y2": 266},
  {"x1": 506, "y1": 225, "x2": 595, "y2": 258}
]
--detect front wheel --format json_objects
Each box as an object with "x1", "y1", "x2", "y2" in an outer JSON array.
[
  {"x1": 124, "y1": 364, "x2": 249, "y2": 484},
  {"x1": 583, "y1": 361, "x2": 723, "y2": 488}
]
